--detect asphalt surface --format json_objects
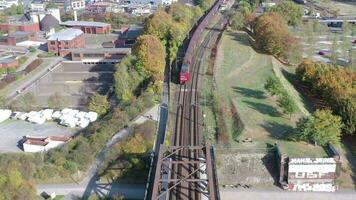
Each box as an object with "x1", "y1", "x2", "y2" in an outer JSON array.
[
  {"x1": 37, "y1": 105, "x2": 160, "y2": 199},
  {"x1": 0, "y1": 120, "x2": 75, "y2": 152}
]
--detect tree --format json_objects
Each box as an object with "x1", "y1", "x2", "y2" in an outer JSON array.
[
  {"x1": 268, "y1": 0, "x2": 303, "y2": 26},
  {"x1": 278, "y1": 94, "x2": 298, "y2": 118},
  {"x1": 47, "y1": 92, "x2": 69, "y2": 109},
  {"x1": 264, "y1": 76, "x2": 284, "y2": 96},
  {"x1": 11, "y1": 93, "x2": 38, "y2": 111},
  {"x1": 296, "y1": 109, "x2": 344, "y2": 146},
  {"x1": 0, "y1": 169, "x2": 36, "y2": 200},
  {"x1": 88, "y1": 93, "x2": 110, "y2": 117},
  {"x1": 132, "y1": 35, "x2": 166, "y2": 80},
  {"x1": 253, "y1": 12, "x2": 296, "y2": 58},
  {"x1": 229, "y1": 11, "x2": 245, "y2": 30}
]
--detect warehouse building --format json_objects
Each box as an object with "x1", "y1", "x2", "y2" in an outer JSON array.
[
  {"x1": 47, "y1": 28, "x2": 85, "y2": 57},
  {"x1": 61, "y1": 21, "x2": 112, "y2": 34}
]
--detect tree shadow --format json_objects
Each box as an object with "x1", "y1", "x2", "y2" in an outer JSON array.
[
  {"x1": 242, "y1": 100, "x2": 280, "y2": 117},
  {"x1": 261, "y1": 121, "x2": 294, "y2": 140},
  {"x1": 280, "y1": 68, "x2": 314, "y2": 113},
  {"x1": 342, "y1": 135, "x2": 356, "y2": 189},
  {"x1": 261, "y1": 148, "x2": 279, "y2": 186},
  {"x1": 226, "y1": 31, "x2": 251, "y2": 47},
  {"x1": 232, "y1": 86, "x2": 266, "y2": 99}
]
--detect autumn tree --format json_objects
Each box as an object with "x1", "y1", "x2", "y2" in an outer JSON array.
[
  {"x1": 296, "y1": 60, "x2": 356, "y2": 134},
  {"x1": 88, "y1": 93, "x2": 110, "y2": 117},
  {"x1": 296, "y1": 109, "x2": 343, "y2": 146},
  {"x1": 268, "y1": 0, "x2": 303, "y2": 26},
  {"x1": 253, "y1": 12, "x2": 296, "y2": 58},
  {"x1": 132, "y1": 35, "x2": 166, "y2": 80}
]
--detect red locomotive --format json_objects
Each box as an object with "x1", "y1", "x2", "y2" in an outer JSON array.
[{"x1": 179, "y1": 0, "x2": 224, "y2": 84}]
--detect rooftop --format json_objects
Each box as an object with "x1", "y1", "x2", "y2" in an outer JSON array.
[
  {"x1": 71, "y1": 48, "x2": 131, "y2": 54},
  {"x1": 48, "y1": 28, "x2": 83, "y2": 41},
  {"x1": 24, "y1": 138, "x2": 48, "y2": 146},
  {"x1": 122, "y1": 24, "x2": 144, "y2": 39},
  {"x1": 61, "y1": 20, "x2": 111, "y2": 28}
]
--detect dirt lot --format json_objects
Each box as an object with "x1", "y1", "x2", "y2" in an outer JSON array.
[
  {"x1": 216, "y1": 148, "x2": 277, "y2": 187},
  {"x1": 0, "y1": 120, "x2": 76, "y2": 152}
]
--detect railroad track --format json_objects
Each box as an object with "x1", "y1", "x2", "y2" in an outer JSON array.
[{"x1": 169, "y1": 14, "x2": 227, "y2": 200}]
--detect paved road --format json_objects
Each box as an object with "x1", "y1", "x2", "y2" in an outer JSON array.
[
  {"x1": 37, "y1": 105, "x2": 160, "y2": 199},
  {"x1": 220, "y1": 188, "x2": 356, "y2": 200},
  {"x1": 5, "y1": 57, "x2": 62, "y2": 100}
]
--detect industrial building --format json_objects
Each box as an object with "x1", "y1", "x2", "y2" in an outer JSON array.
[
  {"x1": 22, "y1": 135, "x2": 72, "y2": 153},
  {"x1": 71, "y1": 48, "x2": 131, "y2": 62},
  {"x1": 0, "y1": 31, "x2": 37, "y2": 46},
  {"x1": 0, "y1": 17, "x2": 40, "y2": 33},
  {"x1": 61, "y1": 21, "x2": 112, "y2": 34},
  {"x1": 47, "y1": 28, "x2": 85, "y2": 57}
]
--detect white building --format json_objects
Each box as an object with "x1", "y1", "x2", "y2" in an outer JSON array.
[
  {"x1": 22, "y1": 135, "x2": 71, "y2": 153},
  {"x1": 0, "y1": 0, "x2": 19, "y2": 10},
  {"x1": 30, "y1": 0, "x2": 45, "y2": 11},
  {"x1": 70, "y1": 0, "x2": 85, "y2": 10}
]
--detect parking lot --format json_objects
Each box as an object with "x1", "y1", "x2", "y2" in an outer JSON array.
[{"x1": 0, "y1": 120, "x2": 76, "y2": 152}]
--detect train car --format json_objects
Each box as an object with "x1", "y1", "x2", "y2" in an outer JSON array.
[
  {"x1": 179, "y1": 60, "x2": 190, "y2": 84},
  {"x1": 179, "y1": 0, "x2": 225, "y2": 84}
]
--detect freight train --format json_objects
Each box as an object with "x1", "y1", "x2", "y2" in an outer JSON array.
[{"x1": 179, "y1": 0, "x2": 225, "y2": 84}]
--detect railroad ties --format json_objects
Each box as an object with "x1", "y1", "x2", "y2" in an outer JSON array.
[{"x1": 151, "y1": 145, "x2": 219, "y2": 200}]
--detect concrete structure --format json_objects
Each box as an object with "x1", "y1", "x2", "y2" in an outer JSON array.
[
  {"x1": 61, "y1": 21, "x2": 111, "y2": 34},
  {"x1": 47, "y1": 28, "x2": 85, "y2": 57},
  {"x1": 71, "y1": 48, "x2": 130, "y2": 62},
  {"x1": 287, "y1": 158, "x2": 337, "y2": 192},
  {"x1": 277, "y1": 144, "x2": 340, "y2": 192},
  {"x1": 22, "y1": 135, "x2": 71, "y2": 152}
]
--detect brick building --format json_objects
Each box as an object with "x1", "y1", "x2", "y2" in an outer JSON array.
[
  {"x1": 0, "y1": 31, "x2": 37, "y2": 46},
  {"x1": 47, "y1": 28, "x2": 85, "y2": 57},
  {"x1": 61, "y1": 21, "x2": 111, "y2": 34},
  {"x1": 0, "y1": 56, "x2": 18, "y2": 68},
  {"x1": 0, "y1": 21, "x2": 40, "y2": 33}
]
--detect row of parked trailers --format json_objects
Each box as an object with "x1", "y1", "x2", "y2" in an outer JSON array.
[
  {"x1": 179, "y1": 0, "x2": 227, "y2": 84},
  {"x1": 2, "y1": 108, "x2": 98, "y2": 128}
]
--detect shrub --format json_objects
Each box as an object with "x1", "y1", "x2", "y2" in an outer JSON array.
[
  {"x1": 296, "y1": 109, "x2": 344, "y2": 146},
  {"x1": 88, "y1": 93, "x2": 110, "y2": 117}
]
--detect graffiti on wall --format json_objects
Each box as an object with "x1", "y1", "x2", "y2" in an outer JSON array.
[{"x1": 288, "y1": 183, "x2": 337, "y2": 192}]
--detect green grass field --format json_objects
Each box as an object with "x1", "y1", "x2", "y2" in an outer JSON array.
[{"x1": 212, "y1": 30, "x2": 326, "y2": 157}]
